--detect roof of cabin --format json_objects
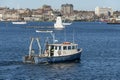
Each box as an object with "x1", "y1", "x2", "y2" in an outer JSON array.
[{"x1": 48, "y1": 43, "x2": 78, "y2": 46}]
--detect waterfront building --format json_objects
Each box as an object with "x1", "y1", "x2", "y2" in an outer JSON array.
[
  {"x1": 61, "y1": 4, "x2": 73, "y2": 15},
  {"x1": 95, "y1": 7, "x2": 113, "y2": 16},
  {"x1": 42, "y1": 5, "x2": 52, "y2": 11},
  {"x1": 0, "y1": 7, "x2": 8, "y2": 21},
  {"x1": 0, "y1": 14, "x2": 3, "y2": 21}
]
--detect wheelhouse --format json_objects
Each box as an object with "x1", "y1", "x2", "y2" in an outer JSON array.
[{"x1": 47, "y1": 42, "x2": 78, "y2": 57}]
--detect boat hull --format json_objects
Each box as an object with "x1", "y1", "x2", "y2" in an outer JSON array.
[
  {"x1": 107, "y1": 22, "x2": 120, "y2": 24},
  {"x1": 63, "y1": 23, "x2": 72, "y2": 26},
  {"x1": 23, "y1": 50, "x2": 82, "y2": 64},
  {"x1": 12, "y1": 21, "x2": 27, "y2": 24}
]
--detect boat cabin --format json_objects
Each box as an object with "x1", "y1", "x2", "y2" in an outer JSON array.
[{"x1": 45, "y1": 42, "x2": 78, "y2": 57}]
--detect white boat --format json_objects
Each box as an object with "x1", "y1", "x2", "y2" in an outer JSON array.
[
  {"x1": 23, "y1": 31, "x2": 82, "y2": 64},
  {"x1": 12, "y1": 21, "x2": 27, "y2": 24},
  {"x1": 62, "y1": 19, "x2": 72, "y2": 26},
  {"x1": 63, "y1": 22, "x2": 72, "y2": 26},
  {"x1": 54, "y1": 16, "x2": 64, "y2": 29}
]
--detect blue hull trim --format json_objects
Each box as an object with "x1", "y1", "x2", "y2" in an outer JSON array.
[{"x1": 34, "y1": 52, "x2": 81, "y2": 64}]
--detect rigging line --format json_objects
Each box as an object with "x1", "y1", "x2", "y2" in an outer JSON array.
[
  {"x1": 64, "y1": 28, "x2": 66, "y2": 41},
  {"x1": 72, "y1": 29, "x2": 75, "y2": 43}
]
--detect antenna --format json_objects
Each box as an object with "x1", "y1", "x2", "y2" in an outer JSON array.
[
  {"x1": 72, "y1": 29, "x2": 75, "y2": 43},
  {"x1": 64, "y1": 28, "x2": 66, "y2": 41}
]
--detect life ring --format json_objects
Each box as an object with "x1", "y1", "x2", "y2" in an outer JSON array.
[{"x1": 63, "y1": 42, "x2": 71, "y2": 44}]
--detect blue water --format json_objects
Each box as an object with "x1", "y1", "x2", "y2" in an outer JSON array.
[{"x1": 0, "y1": 21, "x2": 120, "y2": 80}]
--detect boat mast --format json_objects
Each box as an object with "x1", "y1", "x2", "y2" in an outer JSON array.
[
  {"x1": 64, "y1": 28, "x2": 66, "y2": 41},
  {"x1": 72, "y1": 29, "x2": 75, "y2": 43},
  {"x1": 50, "y1": 32, "x2": 56, "y2": 43},
  {"x1": 36, "y1": 30, "x2": 57, "y2": 44}
]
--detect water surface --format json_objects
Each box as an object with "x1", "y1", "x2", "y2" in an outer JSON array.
[{"x1": 0, "y1": 22, "x2": 120, "y2": 80}]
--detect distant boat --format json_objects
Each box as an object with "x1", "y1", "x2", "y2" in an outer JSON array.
[
  {"x1": 12, "y1": 21, "x2": 27, "y2": 24},
  {"x1": 107, "y1": 17, "x2": 120, "y2": 24},
  {"x1": 36, "y1": 30, "x2": 53, "y2": 33},
  {"x1": 54, "y1": 16, "x2": 64, "y2": 29},
  {"x1": 23, "y1": 30, "x2": 82, "y2": 64},
  {"x1": 107, "y1": 22, "x2": 120, "y2": 24},
  {"x1": 62, "y1": 19, "x2": 72, "y2": 26},
  {"x1": 62, "y1": 22, "x2": 72, "y2": 26},
  {"x1": 12, "y1": 7, "x2": 27, "y2": 25}
]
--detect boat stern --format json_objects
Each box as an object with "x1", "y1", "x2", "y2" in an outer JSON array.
[{"x1": 23, "y1": 55, "x2": 36, "y2": 64}]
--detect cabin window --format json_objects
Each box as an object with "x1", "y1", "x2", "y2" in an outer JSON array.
[
  {"x1": 72, "y1": 46, "x2": 77, "y2": 49},
  {"x1": 63, "y1": 46, "x2": 67, "y2": 50},
  {"x1": 59, "y1": 46, "x2": 61, "y2": 50},
  {"x1": 68, "y1": 46, "x2": 71, "y2": 50},
  {"x1": 72, "y1": 46, "x2": 76, "y2": 49},
  {"x1": 55, "y1": 46, "x2": 57, "y2": 50},
  {"x1": 76, "y1": 46, "x2": 77, "y2": 49}
]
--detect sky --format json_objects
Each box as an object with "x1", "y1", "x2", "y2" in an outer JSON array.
[{"x1": 0, "y1": 0, "x2": 120, "y2": 11}]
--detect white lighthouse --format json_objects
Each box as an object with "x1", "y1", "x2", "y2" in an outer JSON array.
[{"x1": 54, "y1": 16, "x2": 64, "y2": 29}]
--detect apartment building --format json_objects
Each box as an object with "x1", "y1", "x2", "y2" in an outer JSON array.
[
  {"x1": 95, "y1": 6, "x2": 113, "y2": 16},
  {"x1": 61, "y1": 4, "x2": 73, "y2": 15}
]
